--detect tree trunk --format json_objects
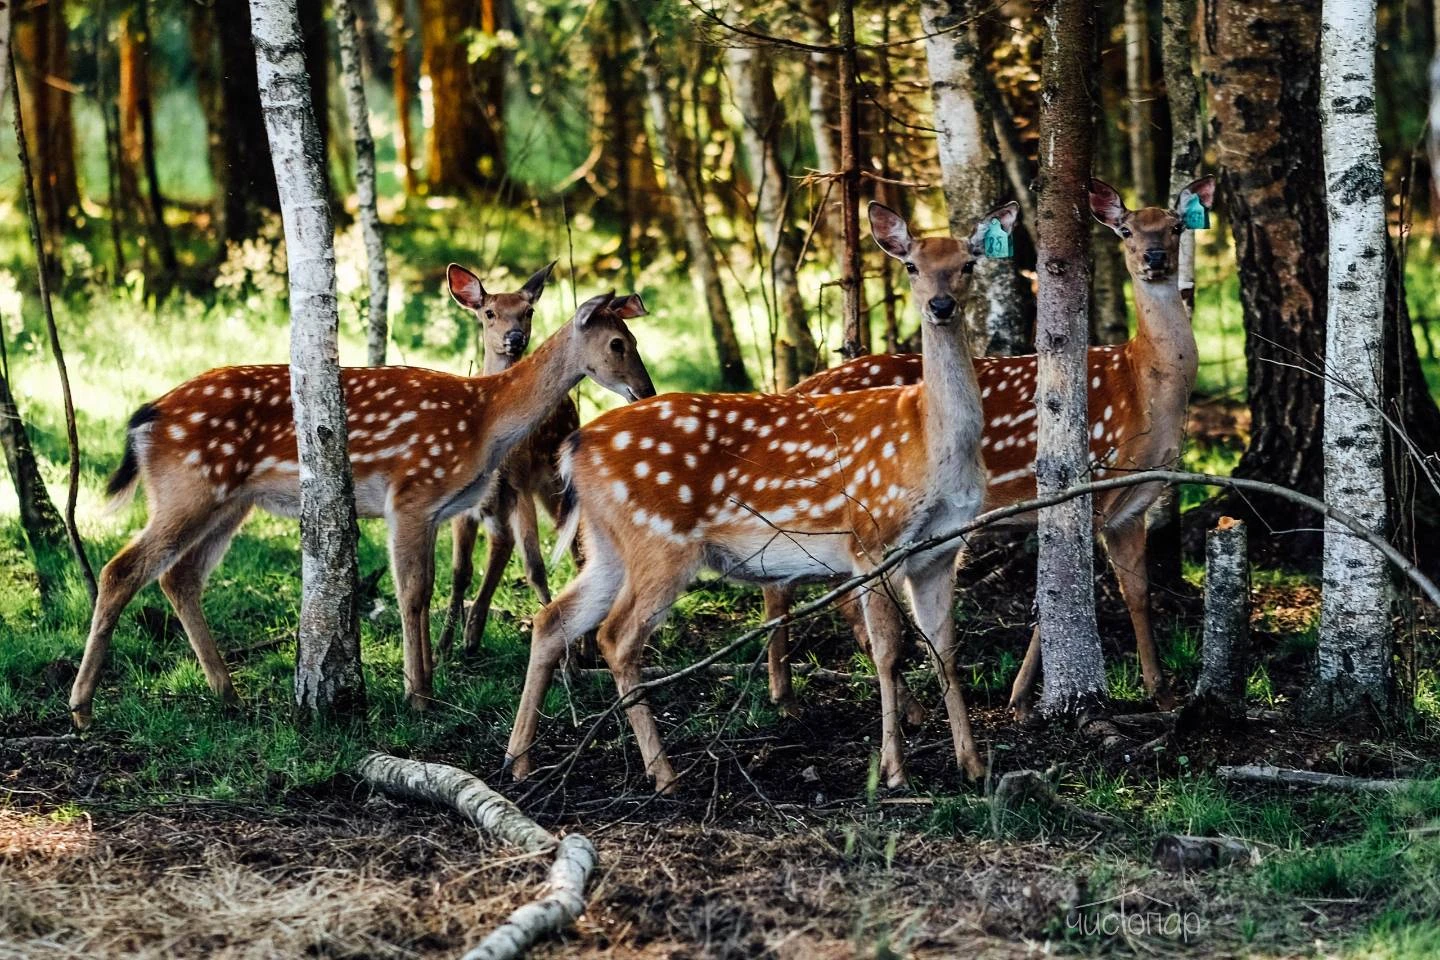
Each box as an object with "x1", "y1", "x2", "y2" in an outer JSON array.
[
  {"x1": 625, "y1": 3, "x2": 752, "y2": 391},
  {"x1": 1123, "y1": 0, "x2": 1157, "y2": 203},
  {"x1": 0, "y1": 369, "x2": 66, "y2": 595},
  {"x1": 836, "y1": 0, "x2": 865, "y2": 359},
  {"x1": 250, "y1": 0, "x2": 366, "y2": 714},
  {"x1": 389, "y1": 0, "x2": 418, "y2": 195},
  {"x1": 1200, "y1": 1, "x2": 1327, "y2": 536},
  {"x1": 13, "y1": 0, "x2": 78, "y2": 256},
  {"x1": 1161, "y1": 0, "x2": 1202, "y2": 305},
  {"x1": 1091, "y1": 9, "x2": 1129, "y2": 345},
  {"x1": 420, "y1": 0, "x2": 506, "y2": 193},
  {"x1": 126, "y1": 0, "x2": 178, "y2": 281},
  {"x1": 806, "y1": 0, "x2": 840, "y2": 260},
  {"x1": 206, "y1": 0, "x2": 281, "y2": 241},
  {"x1": 337, "y1": 0, "x2": 390, "y2": 366},
  {"x1": 726, "y1": 43, "x2": 820, "y2": 388},
  {"x1": 1310, "y1": 0, "x2": 1392, "y2": 719},
  {"x1": 920, "y1": 0, "x2": 1026, "y2": 357},
  {"x1": 1194, "y1": 517, "x2": 1249, "y2": 712},
  {"x1": 96, "y1": 0, "x2": 127, "y2": 279},
  {"x1": 1034, "y1": 0, "x2": 1106, "y2": 718}
]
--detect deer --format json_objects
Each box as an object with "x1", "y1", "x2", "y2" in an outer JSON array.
[
  {"x1": 762, "y1": 176, "x2": 1216, "y2": 720},
  {"x1": 503, "y1": 201, "x2": 1020, "y2": 793},
  {"x1": 436, "y1": 262, "x2": 584, "y2": 658},
  {"x1": 69, "y1": 288, "x2": 656, "y2": 729}
]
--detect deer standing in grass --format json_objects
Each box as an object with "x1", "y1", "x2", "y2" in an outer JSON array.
[
  {"x1": 436, "y1": 263, "x2": 584, "y2": 657},
  {"x1": 763, "y1": 177, "x2": 1215, "y2": 718},
  {"x1": 69, "y1": 290, "x2": 655, "y2": 727},
  {"x1": 505, "y1": 202, "x2": 1018, "y2": 793}
]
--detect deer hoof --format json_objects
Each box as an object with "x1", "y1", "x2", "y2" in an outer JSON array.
[{"x1": 70, "y1": 705, "x2": 93, "y2": 731}]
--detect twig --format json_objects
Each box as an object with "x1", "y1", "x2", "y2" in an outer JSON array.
[{"x1": 1216, "y1": 764, "x2": 1420, "y2": 794}]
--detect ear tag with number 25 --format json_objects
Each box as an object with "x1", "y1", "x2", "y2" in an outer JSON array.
[
  {"x1": 1183, "y1": 193, "x2": 1210, "y2": 230},
  {"x1": 982, "y1": 218, "x2": 1013, "y2": 259}
]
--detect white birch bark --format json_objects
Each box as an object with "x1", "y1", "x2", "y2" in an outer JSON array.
[
  {"x1": 336, "y1": 0, "x2": 390, "y2": 366},
  {"x1": 920, "y1": 0, "x2": 1025, "y2": 356},
  {"x1": 0, "y1": 0, "x2": 11, "y2": 115},
  {"x1": 1313, "y1": 0, "x2": 1391, "y2": 716},
  {"x1": 1123, "y1": 0, "x2": 1156, "y2": 203},
  {"x1": 1161, "y1": 0, "x2": 1202, "y2": 302},
  {"x1": 251, "y1": 0, "x2": 365, "y2": 712},
  {"x1": 1034, "y1": 0, "x2": 1105, "y2": 717}
]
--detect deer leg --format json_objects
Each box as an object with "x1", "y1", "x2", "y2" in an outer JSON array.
[
  {"x1": 439, "y1": 512, "x2": 479, "y2": 657},
  {"x1": 840, "y1": 586, "x2": 927, "y2": 727},
  {"x1": 512, "y1": 492, "x2": 551, "y2": 605},
  {"x1": 905, "y1": 555, "x2": 984, "y2": 779},
  {"x1": 70, "y1": 500, "x2": 218, "y2": 728},
  {"x1": 597, "y1": 562, "x2": 694, "y2": 794},
  {"x1": 389, "y1": 513, "x2": 439, "y2": 709},
  {"x1": 1101, "y1": 519, "x2": 1172, "y2": 707},
  {"x1": 1008, "y1": 626, "x2": 1043, "y2": 722},
  {"x1": 762, "y1": 585, "x2": 800, "y2": 715},
  {"x1": 157, "y1": 503, "x2": 251, "y2": 706},
  {"x1": 462, "y1": 512, "x2": 515, "y2": 655},
  {"x1": 858, "y1": 579, "x2": 909, "y2": 789},
  {"x1": 506, "y1": 530, "x2": 623, "y2": 781}
]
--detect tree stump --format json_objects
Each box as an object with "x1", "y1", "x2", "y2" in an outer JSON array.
[{"x1": 1194, "y1": 517, "x2": 1249, "y2": 715}]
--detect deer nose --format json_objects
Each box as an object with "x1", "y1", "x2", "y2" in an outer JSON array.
[
  {"x1": 929, "y1": 295, "x2": 957, "y2": 320},
  {"x1": 1143, "y1": 249, "x2": 1168, "y2": 269},
  {"x1": 503, "y1": 330, "x2": 529, "y2": 354}
]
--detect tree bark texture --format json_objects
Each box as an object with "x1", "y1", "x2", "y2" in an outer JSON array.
[
  {"x1": 123, "y1": 0, "x2": 177, "y2": 280},
  {"x1": 837, "y1": 0, "x2": 865, "y2": 359},
  {"x1": 420, "y1": 0, "x2": 506, "y2": 192},
  {"x1": 207, "y1": 0, "x2": 282, "y2": 240},
  {"x1": 389, "y1": 0, "x2": 418, "y2": 195},
  {"x1": 13, "y1": 0, "x2": 78, "y2": 252},
  {"x1": 1161, "y1": 0, "x2": 1202, "y2": 304},
  {"x1": 625, "y1": 2, "x2": 752, "y2": 391},
  {"x1": 1034, "y1": 0, "x2": 1106, "y2": 718},
  {"x1": 1123, "y1": 0, "x2": 1157, "y2": 203},
  {"x1": 920, "y1": 0, "x2": 1026, "y2": 356},
  {"x1": 1090, "y1": 24, "x2": 1129, "y2": 346},
  {"x1": 1312, "y1": 0, "x2": 1392, "y2": 718},
  {"x1": 1195, "y1": 517, "x2": 1249, "y2": 710},
  {"x1": 726, "y1": 43, "x2": 820, "y2": 387},
  {"x1": 1201, "y1": 1, "x2": 1328, "y2": 514},
  {"x1": 250, "y1": 0, "x2": 365, "y2": 714},
  {"x1": 336, "y1": 0, "x2": 390, "y2": 366}
]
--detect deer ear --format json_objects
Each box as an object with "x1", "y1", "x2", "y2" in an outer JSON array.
[
  {"x1": 1087, "y1": 178, "x2": 1127, "y2": 230},
  {"x1": 967, "y1": 201, "x2": 1020, "y2": 256},
  {"x1": 448, "y1": 263, "x2": 487, "y2": 309},
  {"x1": 1175, "y1": 175, "x2": 1216, "y2": 215},
  {"x1": 520, "y1": 260, "x2": 557, "y2": 304},
  {"x1": 611, "y1": 293, "x2": 648, "y2": 319},
  {"x1": 868, "y1": 202, "x2": 914, "y2": 261},
  {"x1": 574, "y1": 290, "x2": 616, "y2": 328}
]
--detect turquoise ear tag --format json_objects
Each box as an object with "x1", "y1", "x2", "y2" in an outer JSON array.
[
  {"x1": 1183, "y1": 192, "x2": 1210, "y2": 230},
  {"x1": 982, "y1": 217, "x2": 1013, "y2": 258}
]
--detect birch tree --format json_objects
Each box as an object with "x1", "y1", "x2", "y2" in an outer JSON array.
[
  {"x1": 1311, "y1": 0, "x2": 1391, "y2": 716},
  {"x1": 251, "y1": 0, "x2": 365, "y2": 713},
  {"x1": 336, "y1": 0, "x2": 390, "y2": 366},
  {"x1": 920, "y1": 0, "x2": 1026, "y2": 356},
  {"x1": 1034, "y1": 0, "x2": 1105, "y2": 717},
  {"x1": 1123, "y1": 0, "x2": 1156, "y2": 202},
  {"x1": 1160, "y1": 0, "x2": 1202, "y2": 306}
]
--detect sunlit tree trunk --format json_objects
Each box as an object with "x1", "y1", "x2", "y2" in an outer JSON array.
[
  {"x1": 420, "y1": 0, "x2": 506, "y2": 192},
  {"x1": 807, "y1": 0, "x2": 839, "y2": 254},
  {"x1": 921, "y1": 0, "x2": 1026, "y2": 356},
  {"x1": 119, "y1": 0, "x2": 177, "y2": 281},
  {"x1": 388, "y1": 0, "x2": 418, "y2": 195},
  {"x1": 337, "y1": 0, "x2": 390, "y2": 366},
  {"x1": 1034, "y1": 0, "x2": 1106, "y2": 718},
  {"x1": 836, "y1": 0, "x2": 865, "y2": 359},
  {"x1": 726, "y1": 43, "x2": 820, "y2": 387},
  {"x1": 1161, "y1": 0, "x2": 1201, "y2": 306},
  {"x1": 14, "y1": 0, "x2": 78, "y2": 255},
  {"x1": 251, "y1": 0, "x2": 365, "y2": 714},
  {"x1": 1312, "y1": 0, "x2": 1392, "y2": 717},
  {"x1": 624, "y1": 2, "x2": 752, "y2": 390},
  {"x1": 1123, "y1": 0, "x2": 1156, "y2": 202}
]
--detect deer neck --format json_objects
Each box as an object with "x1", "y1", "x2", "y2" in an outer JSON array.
[
  {"x1": 917, "y1": 318, "x2": 985, "y2": 483},
  {"x1": 1129, "y1": 278, "x2": 1198, "y2": 402},
  {"x1": 481, "y1": 347, "x2": 519, "y2": 377},
  {"x1": 474, "y1": 325, "x2": 580, "y2": 472}
]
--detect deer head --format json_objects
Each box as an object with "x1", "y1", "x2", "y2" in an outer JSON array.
[
  {"x1": 1089, "y1": 176, "x2": 1216, "y2": 284},
  {"x1": 868, "y1": 201, "x2": 1021, "y2": 324},
  {"x1": 567, "y1": 291, "x2": 657, "y2": 402},
  {"x1": 448, "y1": 261, "x2": 557, "y2": 360}
]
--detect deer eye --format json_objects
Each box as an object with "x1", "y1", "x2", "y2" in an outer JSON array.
[
  {"x1": 961, "y1": 259, "x2": 976, "y2": 275},
  {"x1": 1172, "y1": 222, "x2": 1185, "y2": 235},
  {"x1": 1119, "y1": 227, "x2": 1133, "y2": 239},
  {"x1": 904, "y1": 262, "x2": 918, "y2": 275},
  {"x1": 485, "y1": 309, "x2": 495, "y2": 319},
  {"x1": 609, "y1": 337, "x2": 626, "y2": 355}
]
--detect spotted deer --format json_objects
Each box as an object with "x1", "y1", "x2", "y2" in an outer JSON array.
[
  {"x1": 504, "y1": 201, "x2": 1019, "y2": 793},
  {"x1": 763, "y1": 176, "x2": 1215, "y2": 718},
  {"x1": 69, "y1": 290, "x2": 655, "y2": 728},
  {"x1": 436, "y1": 262, "x2": 585, "y2": 657}
]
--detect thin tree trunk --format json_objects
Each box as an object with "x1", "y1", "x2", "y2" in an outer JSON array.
[
  {"x1": 14, "y1": 0, "x2": 78, "y2": 259},
  {"x1": 807, "y1": 0, "x2": 840, "y2": 259},
  {"x1": 250, "y1": 0, "x2": 366, "y2": 714},
  {"x1": 1091, "y1": 8, "x2": 1129, "y2": 345},
  {"x1": 1034, "y1": 0, "x2": 1105, "y2": 718},
  {"x1": 388, "y1": 0, "x2": 418, "y2": 195},
  {"x1": 337, "y1": 0, "x2": 390, "y2": 366},
  {"x1": 624, "y1": 2, "x2": 751, "y2": 391},
  {"x1": 921, "y1": 0, "x2": 1026, "y2": 356},
  {"x1": 1161, "y1": 0, "x2": 1202, "y2": 306},
  {"x1": 726, "y1": 44, "x2": 819, "y2": 387},
  {"x1": 96, "y1": 0, "x2": 126, "y2": 280},
  {"x1": 837, "y1": 0, "x2": 865, "y2": 359},
  {"x1": 131, "y1": 0, "x2": 177, "y2": 281},
  {"x1": 1123, "y1": 0, "x2": 1157, "y2": 202},
  {"x1": 983, "y1": 70, "x2": 1037, "y2": 228},
  {"x1": 1311, "y1": 0, "x2": 1392, "y2": 718},
  {"x1": 11, "y1": 58, "x2": 97, "y2": 603}
]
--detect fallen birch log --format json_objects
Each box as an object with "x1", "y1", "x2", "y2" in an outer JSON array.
[
  {"x1": 356, "y1": 752, "x2": 596, "y2": 959},
  {"x1": 1216, "y1": 764, "x2": 1418, "y2": 794}
]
